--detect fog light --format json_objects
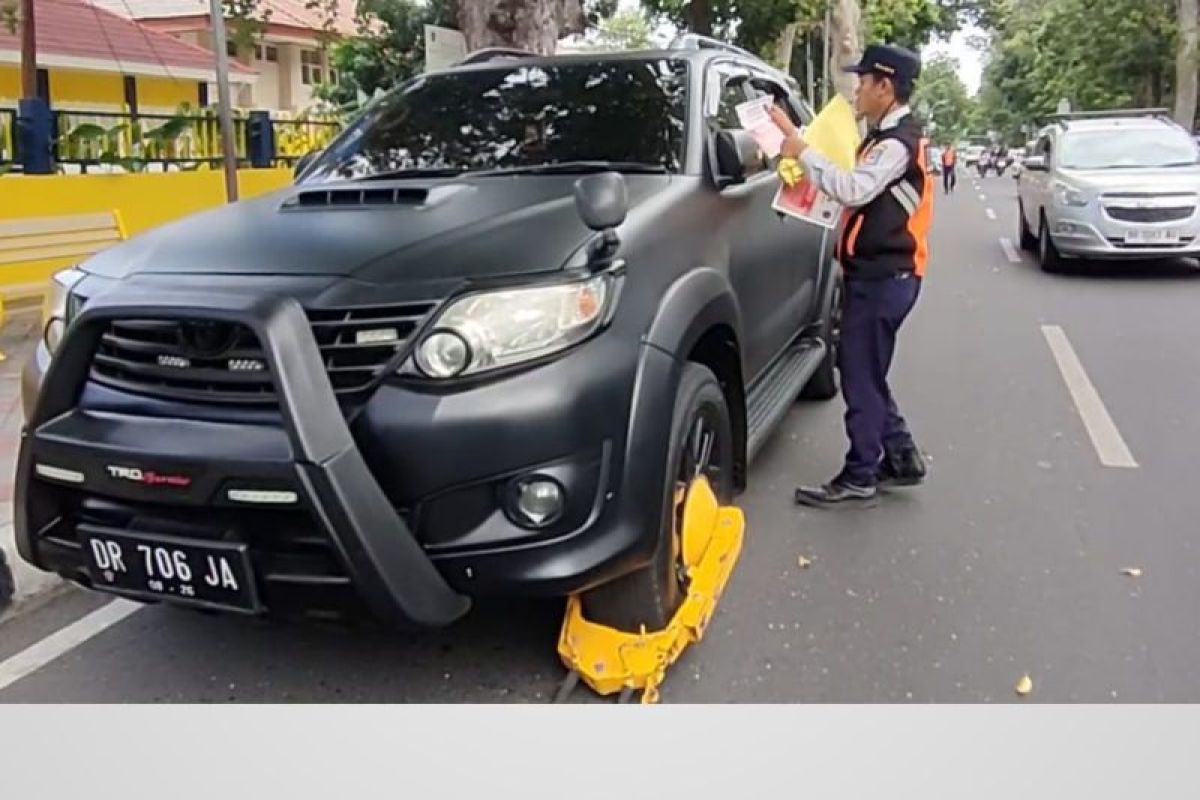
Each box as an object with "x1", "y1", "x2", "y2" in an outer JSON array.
[
  {"x1": 35, "y1": 463, "x2": 85, "y2": 484},
  {"x1": 227, "y1": 489, "x2": 299, "y2": 505},
  {"x1": 508, "y1": 477, "x2": 564, "y2": 528},
  {"x1": 416, "y1": 331, "x2": 471, "y2": 378}
]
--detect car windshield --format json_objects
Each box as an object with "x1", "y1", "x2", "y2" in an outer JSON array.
[
  {"x1": 306, "y1": 58, "x2": 690, "y2": 182},
  {"x1": 1059, "y1": 128, "x2": 1200, "y2": 169}
]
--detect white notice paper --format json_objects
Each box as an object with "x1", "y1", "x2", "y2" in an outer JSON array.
[{"x1": 734, "y1": 97, "x2": 785, "y2": 159}]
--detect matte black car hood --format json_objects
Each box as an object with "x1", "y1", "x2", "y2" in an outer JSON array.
[{"x1": 81, "y1": 174, "x2": 669, "y2": 284}]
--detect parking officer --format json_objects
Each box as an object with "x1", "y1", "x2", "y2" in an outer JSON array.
[{"x1": 768, "y1": 44, "x2": 931, "y2": 508}]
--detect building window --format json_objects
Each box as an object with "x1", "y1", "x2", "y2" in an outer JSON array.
[
  {"x1": 255, "y1": 44, "x2": 279, "y2": 63},
  {"x1": 226, "y1": 39, "x2": 238, "y2": 57},
  {"x1": 301, "y1": 49, "x2": 323, "y2": 85}
]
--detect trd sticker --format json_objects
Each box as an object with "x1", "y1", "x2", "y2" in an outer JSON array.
[{"x1": 105, "y1": 465, "x2": 193, "y2": 488}]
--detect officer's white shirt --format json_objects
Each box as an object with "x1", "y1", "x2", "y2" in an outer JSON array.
[{"x1": 798, "y1": 104, "x2": 912, "y2": 209}]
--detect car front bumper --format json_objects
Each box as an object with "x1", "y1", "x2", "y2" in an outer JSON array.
[
  {"x1": 17, "y1": 285, "x2": 677, "y2": 627},
  {"x1": 1047, "y1": 203, "x2": 1200, "y2": 260}
]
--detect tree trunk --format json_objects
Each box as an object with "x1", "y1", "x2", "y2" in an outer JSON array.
[
  {"x1": 1176, "y1": 0, "x2": 1199, "y2": 127},
  {"x1": 828, "y1": 0, "x2": 863, "y2": 103},
  {"x1": 774, "y1": 22, "x2": 800, "y2": 71},
  {"x1": 686, "y1": 0, "x2": 712, "y2": 36},
  {"x1": 454, "y1": 0, "x2": 586, "y2": 55}
]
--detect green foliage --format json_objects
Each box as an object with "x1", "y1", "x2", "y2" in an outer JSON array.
[
  {"x1": 315, "y1": 0, "x2": 455, "y2": 111},
  {"x1": 593, "y1": 7, "x2": 655, "y2": 50},
  {"x1": 975, "y1": 0, "x2": 1177, "y2": 141},
  {"x1": 912, "y1": 53, "x2": 974, "y2": 144}
]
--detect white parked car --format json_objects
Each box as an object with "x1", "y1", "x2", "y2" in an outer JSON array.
[{"x1": 1017, "y1": 109, "x2": 1200, "y2": 271}]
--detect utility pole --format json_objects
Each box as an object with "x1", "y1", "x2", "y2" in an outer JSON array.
[
  {"x1": 208, "y1": 0, "x2": 239, "y2": 202},
  {"x1": 822, "y1": 0, "x2": 832, "y2": 105},
  {"x1": 20, "y1": 0, "x2": 36, "y2": 98}
]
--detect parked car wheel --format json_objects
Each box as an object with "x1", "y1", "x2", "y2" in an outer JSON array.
[
  {"x1": 581, "y1": 362, "x2": 735, "y2": 631},
  {"x1": 1018, "y1": 201, "x2": 1037, "y2": 251},
  {"x1": 801, "y1": 273, "x2": 843, "y2": 400},
  {"x1": 1038, "y1": 216, "x2": 1065, "y2": 273}
]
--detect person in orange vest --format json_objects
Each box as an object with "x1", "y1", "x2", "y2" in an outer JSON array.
[
  {"x1": 769, "y1": 43, "x2": 931, "y2": 507},
  {"x1": 941, "y1": 145, "x2": 957, "y2": 194}
]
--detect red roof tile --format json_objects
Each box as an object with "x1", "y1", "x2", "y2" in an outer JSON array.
[{"x1": 0, "y1": 0, "x2": 254, "y2": 75}]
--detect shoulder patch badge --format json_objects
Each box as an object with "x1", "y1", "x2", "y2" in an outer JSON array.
[{"x1": 861, "y1": 146, "x2": 885, "y2": 166}]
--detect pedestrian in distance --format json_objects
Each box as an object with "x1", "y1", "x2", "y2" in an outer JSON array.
[
  {"x1": 941, "y1": 145, "x2": 957, "y2": 194},
  {"x1": 768, "y1": 43, "x2": 930, "y2": 508}
]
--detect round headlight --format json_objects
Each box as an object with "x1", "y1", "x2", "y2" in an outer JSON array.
[{"x1": 416, "y1": 331, "x2": 471, "y2": 378}]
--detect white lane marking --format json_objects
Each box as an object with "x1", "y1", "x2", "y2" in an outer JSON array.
[
  {"x1": 986, "y1": 208, "x2": 997, "y2": 220},
  {"x1": 0, "y1": 599, "x2": 142, "y2": 692},
  {"x1": 979, "y1": 194, "x2": 987, "y2": 202},
  {"x1": 999, "y1": 237, "x2": 1022, "y2": 263},
  {"x1": 1041, "y1": 325, "x2": 1138, "y2": 469}
]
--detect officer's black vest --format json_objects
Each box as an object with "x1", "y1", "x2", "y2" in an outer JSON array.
[{"x1": 837, "y1": 114, "x2": 932, "y2": 280}]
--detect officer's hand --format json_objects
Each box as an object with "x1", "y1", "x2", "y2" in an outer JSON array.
[{"x1": 767, "y1": 104, "x2": 798, "y2": 137}]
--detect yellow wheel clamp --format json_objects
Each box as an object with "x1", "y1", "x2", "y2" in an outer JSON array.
[{"x1": 555, "y1": 475, "x2": 745, "y2": 704}]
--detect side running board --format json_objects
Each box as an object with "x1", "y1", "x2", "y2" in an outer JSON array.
[{"x1": 746, "y1": 339, "x2": 826, "y2": 462}]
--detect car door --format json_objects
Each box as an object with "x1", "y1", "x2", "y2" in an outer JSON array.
[{"x1": 704, "y1": 60, "x2": 819, "y2": 382}]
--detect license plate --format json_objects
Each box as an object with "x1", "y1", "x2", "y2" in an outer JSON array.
[
  {"x1": 1126, "y1": 228, "x2": 1180, "y2": 244},
  {"x1": 81, "y1": 528, "x2": 259, "y2": 613}
]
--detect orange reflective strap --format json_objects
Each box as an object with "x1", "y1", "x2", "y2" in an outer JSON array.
[
  {"x1": 908, "y1": 138, "x2": 935, "y2": 277},
  {"x1": 845, "y1": 215, "x2": 866, "y2": 258}
]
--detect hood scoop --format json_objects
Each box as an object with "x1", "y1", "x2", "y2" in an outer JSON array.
[{"x1": 282, "y1": 186, "x2": 431, "y2": 210}]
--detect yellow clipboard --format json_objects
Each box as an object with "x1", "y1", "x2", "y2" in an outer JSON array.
[{"x1": 802, "y1": 95, "x2": 861, "y2": 170}]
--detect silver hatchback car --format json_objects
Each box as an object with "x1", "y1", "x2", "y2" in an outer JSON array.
[{"x1": 1017, "y1": 110, "x2": 1200, "y2": 271}]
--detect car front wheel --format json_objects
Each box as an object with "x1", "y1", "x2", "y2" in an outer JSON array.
[
  {"x1": 1039, "y1": 217, "x2": 1065, "y2": 273},
  {"x1": 581, "y1": 363, "x2": 735, "y2": 632}
]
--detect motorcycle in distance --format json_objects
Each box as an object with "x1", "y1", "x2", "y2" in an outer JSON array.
[{"x1": 976, "y1": 153, "x2": 991, "y2": 178}]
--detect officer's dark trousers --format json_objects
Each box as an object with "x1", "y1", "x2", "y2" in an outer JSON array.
[
  {"x1": 836, "y1": 273, "x2": 921, "y2": 486},
  {"x1": 943, "y1": 168, "x2": 956, "y2": 194}
]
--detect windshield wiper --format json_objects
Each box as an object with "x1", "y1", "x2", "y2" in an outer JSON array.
[{"x1": 474, "y1": 161, "x2": 670, "y2": 177}]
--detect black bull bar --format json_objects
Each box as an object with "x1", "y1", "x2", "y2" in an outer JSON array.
[{"x1": 14, "y1": 287, "x2": 472, "y2": 629}]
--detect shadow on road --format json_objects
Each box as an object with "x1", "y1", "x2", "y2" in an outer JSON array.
[
  {"x1": 58, "y1": 594, "x2": 573, "y2": 703},
  {"x1": 1047, "y1": 258, "x2": 1200, "y2": 282}
]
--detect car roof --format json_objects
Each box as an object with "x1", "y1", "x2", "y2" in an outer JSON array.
[{"x1": 1043, "y1": 112, "x2": 1184, "y2": 136}]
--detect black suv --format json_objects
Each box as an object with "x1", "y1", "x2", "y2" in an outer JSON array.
[{"x1": 17, "y1": 38, "x2": 841, "y2": 631}]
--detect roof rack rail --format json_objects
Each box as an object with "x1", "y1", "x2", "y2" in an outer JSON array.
[
  {"x1": 668, "y1": 33, "x2": 760, "y2": 62},
  {"x1": 455, "y1": 47, "x2": 538, "y2": 66},
  {"x1": 1048, "y1": 108, "x2": 1172, "y2": 123}
]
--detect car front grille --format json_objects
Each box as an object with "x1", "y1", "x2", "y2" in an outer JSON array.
[
  {"x1": 90, "y1": 303, "x2": 435, "y2": 405},
  {"x1": 1105, "y1": 206, "x2": 1195, "y2": 223}
]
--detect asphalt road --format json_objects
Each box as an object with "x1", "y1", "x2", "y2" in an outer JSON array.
[{"x1": 4, "y1": 173, "x2": 1200, "y2": 703}]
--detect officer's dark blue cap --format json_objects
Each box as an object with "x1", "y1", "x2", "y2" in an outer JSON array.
[{"x1": 843, "y1": 44, "x2": 921, "y2": 86}]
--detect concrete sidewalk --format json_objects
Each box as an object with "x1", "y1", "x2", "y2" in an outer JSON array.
[{"x1": 1, "y1": 306, "x2": 59, "y2": 617}]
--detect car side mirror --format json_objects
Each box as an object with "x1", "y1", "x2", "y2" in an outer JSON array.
[
  {"x1": 574, "y1": 172, "x2": 627, "y2": 262},
  {"x1": 293, "y1": 149, "x2": 322, "y2": 180},
  {"x1": 711, "y1": 129, "x2": 764, "y2": 189},
  {"x1": 1023, "y1": 156, "x2": 1047, "y2": 172}
]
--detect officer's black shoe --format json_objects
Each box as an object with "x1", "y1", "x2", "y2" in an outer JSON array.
[
  {"x1": 877, "y1": 446, "x2": 927, "y2": 488},
  {"x1": 794, "y1": 480, "x2": 879, "y2": 508}
]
